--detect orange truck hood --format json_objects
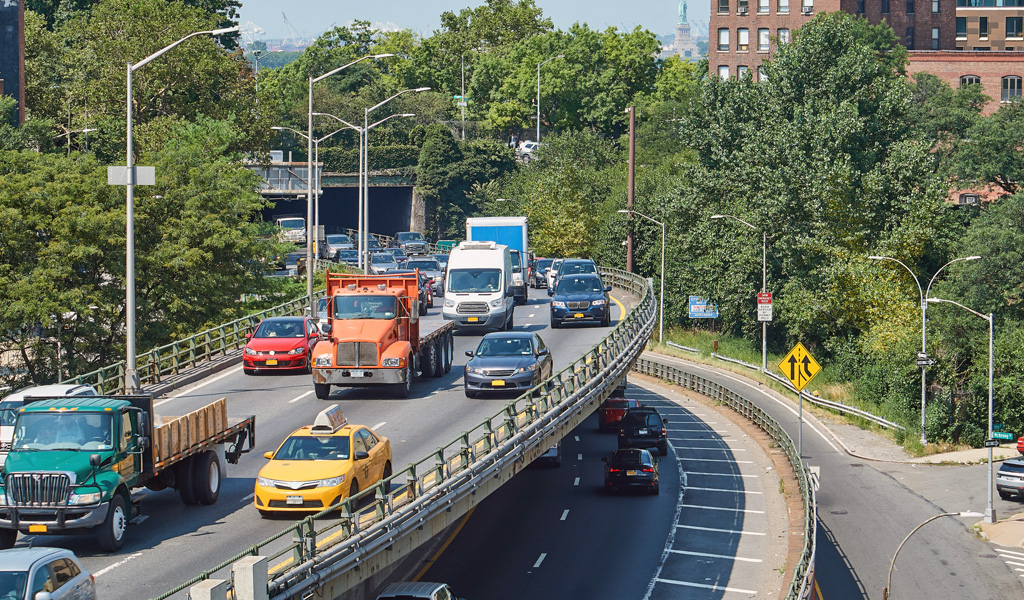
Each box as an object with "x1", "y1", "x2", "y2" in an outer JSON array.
[{"x1": 330, "y1": 319, "x2": 395, "y2": 344}]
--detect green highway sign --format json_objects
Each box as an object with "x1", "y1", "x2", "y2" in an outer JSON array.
[{"x1": 992, "y1": 431, "x2": 1016, "y2": 441}]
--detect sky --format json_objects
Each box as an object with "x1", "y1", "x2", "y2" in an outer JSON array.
[{"x1": 237, "y1": 0, "x2": 709, "y2": 44}]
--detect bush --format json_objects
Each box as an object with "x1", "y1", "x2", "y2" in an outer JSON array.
[{"x1": 320, "y1": 145, "x2": 420, "y2": 172}]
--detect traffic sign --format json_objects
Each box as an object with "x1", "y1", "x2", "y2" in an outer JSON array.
[
  {"x1": 984, "y1": 439, "x2": 1000, "y2": 448},
  {"x1": 757, "y1": 292, "x2": 772, "y2": 322},
  {"x1": 778, "y1": 342, "x2": 821, "y2": 392},
  {"x1": 994, "y1": 423, "x2": 1004, "y2": 431},
  {"x1": 457, "y1": 101, "x2": 468, "y2": 107},
  {"x1": 453, "y1": 95, "x2": 463, "y2": 99},
  {"x1": 993, "y1": 431, "x2": 1016, "y2": 441}
]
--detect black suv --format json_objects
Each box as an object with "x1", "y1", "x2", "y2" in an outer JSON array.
[{"x1": 617, "y1": 407, "x2": 669, "y2": 456}]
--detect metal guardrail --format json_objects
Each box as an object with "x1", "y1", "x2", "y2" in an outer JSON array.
[
  {"x1": 149, "y1": 266, "x2": 656, "y2": 600},
  {"x1": 633, "y1": 355, "x2": 817, "y2": 600}
]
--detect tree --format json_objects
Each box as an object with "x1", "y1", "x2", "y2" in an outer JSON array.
[{"x1": 950, "y1": 100, "x2": 1024, "y2": 196}]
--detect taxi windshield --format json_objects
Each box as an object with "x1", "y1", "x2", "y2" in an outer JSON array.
[
  {"x1": 274, "y1": 435, "x2": 350, "y2": 460},
  {"x1": 332, "y1": 296, "x2": 397, "y2": 320},
  {"x1": 12, "y1": 412, "x2": 114, "y2": 451}
]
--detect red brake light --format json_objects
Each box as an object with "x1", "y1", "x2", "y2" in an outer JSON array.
[
  {"x1": 642, "y1": 467, "x2": 654, "y2": 473},
  {"x1": 608, "y1": 468, "x2": 621, "y2": 473},
  {"x1": 661, "y1": 428, "x2": 666, "y2": 435}
]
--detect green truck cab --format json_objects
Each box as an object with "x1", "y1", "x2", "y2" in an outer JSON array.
[{"x1": 0, "y1": 395, "x2": 254, "y2": 552}]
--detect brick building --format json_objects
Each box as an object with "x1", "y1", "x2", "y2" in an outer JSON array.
[{"x1": 909, "y1": 49, "x2": 1024, "y2": 112}]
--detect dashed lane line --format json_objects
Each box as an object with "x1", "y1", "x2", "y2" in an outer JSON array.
[
  {"x1": 654, "y1": 578, "x2": 758, "y2": 595},
  {"x1": 155, "y1": 365, "x2": 242, "y2": 406},
  {"x1": 668, "y1": 549, "x2": 763, "y2": 563},
  {"x1": 560, "y1": 510, "x2": 569, "y2": 521},
  {"x1": 685, "y1": 486, "x2": 762, "y2": 494},
  {"x1": 93, "y1": 552, "x2": 143, "y2": 578},
  {"x1": 372, "y1": 421, "x2": 386, "y2": 430},
  {"x1": 288, "y1": 391, "x2": 313, "y2": 403},
  {"x1": 676, "y1": 524, "x2": 766, "y2": 536},
  {"x1": 533, "y1": 553, "x2": 547, "y2": 568},
  {"x1": 682, "y1": 504, "x2": 766, "y2": 515}
]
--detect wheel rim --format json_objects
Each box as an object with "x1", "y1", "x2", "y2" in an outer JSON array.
[
  {"x1": 112, "y1": 503, "x2": 127, "y2": 540},
  {"x1": 209, "y1": 459, "x2": 220, "y2": 493}
]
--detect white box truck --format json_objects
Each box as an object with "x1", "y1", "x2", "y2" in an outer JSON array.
[
  {"x1": 465, "y1": 216, "x2": 528, "y2": 305},
  {"x1": 442, "y1": 241, "x2": 515, "y2": 331}
]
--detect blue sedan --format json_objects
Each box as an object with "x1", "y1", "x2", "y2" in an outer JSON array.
[{"x1": 549, "y1": 273, "x2": 612, "y2": 328}]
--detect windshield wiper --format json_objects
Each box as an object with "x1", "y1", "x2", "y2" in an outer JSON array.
[{"x1": 49, "y1": 446, "x2": 81, "y2": 451}]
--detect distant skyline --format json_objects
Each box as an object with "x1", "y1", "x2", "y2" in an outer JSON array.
[{"x1": 237, "y1": 0, "x2": 709, "y2": 44}]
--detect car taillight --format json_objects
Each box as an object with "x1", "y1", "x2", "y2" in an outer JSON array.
[
  {"x1": 618, "y1": 429, "x2": 625, "y2": 435},
  {"x1": 642, "y1": 467, "x2": 654, "y2": 473},
  {"x1": 608, "y1": 468, "x2": 621, "y2": 473},
  {"x1": 661, "y1": 428, "x2": 666, "y2": 435}
]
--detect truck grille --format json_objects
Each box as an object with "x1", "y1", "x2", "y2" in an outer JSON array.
[
  {"x1": 566, "y1": 301, "x2": 591, "y2": 310},
  {"x1": 337, "y1": 342, "x2": 377, "y2": 366},
  {"x1": 458, "y1": 302, "x2": 489, "y2": 314},
  {"x1": 6, "y1": 473, "x2": 71, "y2": 506}
]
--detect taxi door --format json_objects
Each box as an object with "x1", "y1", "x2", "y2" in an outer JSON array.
[
  {"x1": 352, "y1": 428, "x2": 372, "y2": 483},
  {"x1": 362, "y1": 429, "x2": 386, "y2": 481}
]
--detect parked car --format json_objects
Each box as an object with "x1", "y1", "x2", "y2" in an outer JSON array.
[
  {"x1": 517, "y1": 140, "x2": 541, "y2": 161},
  {"x1": 549, "y1": 273, "x2": 612, "y2": 328},
  {"x1": 1, "y1": 384, "x2": 98, "y2": 464},
  {"x1": 0, "y1": 546, "x2": 97, "y2": 600},
  {"x1": 394, "y1": 231, "x2": 430, "y2": 255},
  {"x1": 376, "y1": 582, "x2": 464, "y2": 600},
  {"x1": 325, "y1": 234, "x2": 354, "y2": 258},
  {"x1": 405, "y1": 258, "x2": 445, "y2": 297},
  {"x1": 546, "y1": 258, "x2": 563, "y2": 289},
  {"x1": 369, "y1": 252, "x2": 399, "y2": 275},
  {"x1": 335, "y1": 249, "x2": 359, "y2": 267},
  {"x1": 242, "y1": 316, "x2": 320, "y2": 375},
  {"x1": 617, "y1": 406, "x2": 669, "y2": 456},
  {"x1": 532, "y1": 258, "x2": 553, "y2": 288},
  {"x1": 387, "y1": 269, "x2": 434, "y2": 314},
  {"x1": 464, "y1": 332, "x2": 553, "y2": 398},
  {"x1": 603, "y1": 448, "x2": 660, "y2": 495},
  {"x1": 997, "y1": 457, "x2": 1024, "y2": 500},
  {"x1": 1017, "y1": 435, "x2": 1024, "y2": 455},
  {"x1": 598, "y1": 397, "x2": 643, "y2": 432}
]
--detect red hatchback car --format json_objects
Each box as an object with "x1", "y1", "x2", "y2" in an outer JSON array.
[
  {"x1": 243, "y1": 316, "x2": 320, "y2": 375},
  {"x1": 598, "y1": 397, "x2": 642, "y2": 432},
  {"x1": 1017, "y1": 436, "x2": 1024, "y2": 455}
]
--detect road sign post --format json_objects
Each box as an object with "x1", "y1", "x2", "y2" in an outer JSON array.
[{"x1": 778, "y1": 342, "x2": 821, "y2": 458}]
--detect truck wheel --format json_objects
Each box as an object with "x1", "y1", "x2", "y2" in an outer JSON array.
[
  {"x1": 425, "y1": 341, "x2": 440, "y2": 378},
  {"x1": 315, "y1": 382, "x2": 331, "y2": 399},
  {"x1": 419, "y1": 299, "x2": 427, "y2": 316},
  {"x1": 444, "y1": 333, "x2": 454, "y2": 373},
  {"x1": 394, "y1": 366, "x2": 411, "y2": 398},
  {"x1": 97, "y1": 494, "x2": 127, "y2": 552},
  {"x1": 176, "y1": 457, "x2": 198, "y2": 505},
  {"x1": 0, "y1": 528, "x2": 16, "y2": 550},
  {"x1": 193, "y1": 451, "x2": 221, "y2": 505}
]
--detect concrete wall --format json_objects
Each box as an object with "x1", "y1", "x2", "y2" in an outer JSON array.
[{"x1": 261, "y1": 186, "x2": 416, "y2": 237}]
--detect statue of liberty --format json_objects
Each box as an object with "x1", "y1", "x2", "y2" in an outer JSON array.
[{"x1": 678, "y1": 0, "x2": 688, "y2": 25}]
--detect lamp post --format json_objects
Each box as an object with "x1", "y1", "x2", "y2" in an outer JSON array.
[
  {"x1": 882, "y1": 511, "x2": 984, "y2": 599},
  {"x1": 252, "y1": 50, "x2": 264, "y2": 102},
  {"x1": 868, "y1": 255, "x2": 981, "y2": 444},
  {"x1": 55, "y1": 128, "x2": 97, "y2": 156},
  {"x1": 926, "y1": 296, "x2": 996, "y2": 524},
  {"x1": 307, "y1": 54, "x2": 394, "y2": 315},
  {"x1": 618, "y1": 210, "x2": 665, "y2": 343},
  {"x1": 711, "y1": 214, "x2": 767, "y2": 371},
  {"x1": 536, "y1": 55, "x2": 564, "y2": 143},
  {"x1": 123, "y1": 25, "x2": 238, "y2": 393},
  {"x1": 361, "y1": 88, "x2": 429, "y2": 272}
]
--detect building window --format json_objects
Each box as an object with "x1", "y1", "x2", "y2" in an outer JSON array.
[
  {"x1": 956, "y1": 17, "x2": 967, "y2": 37},
  {"x1": 779, "y1": 28, "x2": 791, "y2": 43},
  {"x1": 758, "y1": 28, "x2": 771, "y2": 51},
  {"x1": 801, "y1": 0, "x2": 813, "y2": 13},
  {"x1": 907, "y1": 0, "x2": 915, "y2": 12},
  {"x1": 882, "y1": 0, "x2": 890, "y2": 12},
  {"x1": 738, "y1": 65, "x2": 750, "y2": 79},
  {"x1": 958, "y1": 194, "x2": 979, "y2": 205},
  {"x1": 980, "y1": 17, "x2": 989, "y2": 38},
  {"x1": 906, "y1": 27, "x2": 915, "y2": 49},
  {"x1": 932, "y1": 27, "x2": 940, "y2": 49},
  {"x1": 718, "y1": 65, "x2": 730, "y2": 80},
  {"x1": 738, "y1": 0, "x2": 749, "y2": 12},
  {"x1": 718, "y1": 28, "x2": 730, "y2": 51},
  {"x1": 857, "y1": 0, "x2": 865, "y2": 11},
  {"x1": 960, "y1": 75, "x2": 981, "y2": 86},
  {"x1": 973, "y1": 46, "x2": 991, "y2": 50},
  {"x1": 933, "y1": 0, "x2": 940, "y2": 11},
  {"x1": 1002, "y1": 75, "x2": 1022, "y2": 101},
  {"x1": 759, "y1": 0, "x2": 770, "y2": 11},
  {"x1": 719, "y1": 0, "x2": 730, "y2": 12},
  {"x1": 1008, "y1": 17, "x2": 1023, "y2": 37},
  {"x1": 738, "y1": 28, "x2": 750, "y2": 51},
  {"x1": 779, "y1": 0, "x2": 790, "y2": 12}
]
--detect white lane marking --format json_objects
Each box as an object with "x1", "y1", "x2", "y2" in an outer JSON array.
[
  {"x1": 573, "y1": 477, "x2": 580, "y2": 486},
  {"x1": 670, "y1": 428, "x2": 716, "y2": 432},
  {"x1": 682, "y1": 504, "x2": 765, "y2": 514},
  {"x1": 676, "y1": 457, "x2": 753, "y2": 464},
  {"x1": 577, "y1": 453, "x2": 583, "y2": 460},
  {"x1": 93, "y1": 552, "x2": 143, "y2": 578},
  {"x1": 155, "y1": 366, "x2": 243, "y2": 406},
  {"x1": 574, "y1": 436, "x2": 580, "y2": 442},
  {"x1": 655, "y1": 578, "x2": 758, "y2": 595},
  {"x1": 533, "y1": 553, "x2": 547, "y2": 568},
  {"x1": 685, "y1": 471, "x2": 758, "y2": 478},
  {"x1": 999, "y1": 549, "x2": 1024, "y2": 559},
  {"x1": 372, "y1": 422, "x2": 387, "y2": 430},
  {"x1": 676, "y1": 524, "x2": 766, "y2": 536},
  {"x1": 560, "y1": 510, "x2": 569, "y2": 521},
  {"x1": 670, "y1": 437, "x2": 735, "y2": 442},
  {"x1": 240, "y1": 492, "x2": 255, "y2": 503},
  {"x1": 685, "y1": 486, "x2": 763, "y2": 494},
  {"x1": 1005, "y1": 560, "x2": 1024, "y2": 567},
  {"x1": 288, "y1": 391, "x2": 314, "y2": 403},
  {"x1": 668, "y1": 549, "x2": 763, "y2": 563},
  {"x1": 529, "y1": 314, "x2": 536, "y2": 318},
  {"x1": 680, "y1": 447, "x2": 747, "y2": 452}
]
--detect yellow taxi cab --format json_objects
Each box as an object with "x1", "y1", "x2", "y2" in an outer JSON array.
[{"x1": 254, "y1": 405, "x2": 392, "y2": 516}]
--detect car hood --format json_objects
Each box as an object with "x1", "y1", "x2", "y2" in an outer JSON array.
[
  {"x1": 260, "y1": 459, "x2": 349, "y2": 482},
  {"x1": 4, "y1": 450, "x2": 102, "y2": 484},
  {"x1": 246, "y1": 337, "x2": 307, "y2": 352},
  {"x1": 331, "y1": 319, "x2": 394, "y2": 344},
  {"x1": 552, "y1": 292, "x2": 605, "y2": 302},
  {"x1": 468, "y1": 355, "x2": 538, "y2": 370}
]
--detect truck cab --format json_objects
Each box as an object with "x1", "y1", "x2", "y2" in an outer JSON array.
[{"x1": 442, "y1": 241, "x2": 514, "y2": 332}]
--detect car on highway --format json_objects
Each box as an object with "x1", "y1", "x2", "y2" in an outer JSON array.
[
  {"x1": 1017, "y1": 435, "x2": 1024, "y2": 454},
  {"x1": 325, "y1": 234, "x2": 354, "y2": 258},
  {"x1": 533, "y1": 443, "x2": 562, "y2": 467},
  {"x1": 617, "y1": 406, "x2": 669, "y2": 456},
  {"x1": 553, "y1": 258, "x2": 599, "y2": 288},
  {"x1": 385, "y1": 247, "x2": 410, "y2": 265},
  {"x1": 598, "y1": 397, "x2": 643, "y2": 432},
  {"x1": 255, "y1": 405, "x2": 392, "y2": 516},
  {"x1": 387, "y1": 269, "x2": 434, "y2": 314},
  {"x1": 549, "y1": 273, "x2": 612, "y2": 328},
  {"x1": 0, "y1": 546, "x2": 97, "y2": 600},
  {"x1": 366, "y1": 236, "x2": 383, "y2": 251},
  {"x1": 432, "y1": 253, "x2": 450, "y2": 271},
  {"x1": 394, "y1": 231, "x2": 430, "y2": 255},
  {"x1": 463, "y1": 331, "x2": 553, "y2": 398},
  {"x1": 369, "y1": 252, "x2": 399, "y2": 275},
  {"x1": 376, "y1": 582, "x2": 464, "y2": 600},
  {"x1": 996, "y1": 457, "x2": 1024, "y2": 500},
  {"x1": 602, "y1": 448, "x2": 660, "y2": 495},
  {"x1": 242, "y1": 316, "x2": 320, "y2": 375},
  {"x1": 545, "y1": 258, "x2": 563, "y2": 289},
  {"x1": 405, "y1": 258, "x2": 445, "y2": 297},
  {"x1": 334, "y1": 249, "x2": 359, "y2": 267},
  {"x1": 531, "y1": 257, "x2": 554, "y2": 288},
  {"x1": 1, "y1": 384, "x2": 98, "y2": 463}
]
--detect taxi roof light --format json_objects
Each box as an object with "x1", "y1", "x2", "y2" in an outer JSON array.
[{"x1": 310, "y1": 404, "x2": 348, "y2": 434}]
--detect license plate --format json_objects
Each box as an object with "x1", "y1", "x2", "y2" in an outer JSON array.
[
  {"x1": 266, "y1": 359, "x2": 278, "y2": 366},
  {"x1": 574, "y1": 313, "x2": 585, "y2": 318},
  {"x1": 639, "y1": 428, "x2": 649, "y2": 435},
  {"x1": 349, "y1": 370, "x2": 365, "y2": 377},
  {"x1": 626, "y1": 470, "x2": 638, "y2": 476},
  {"x1": 467, "y1": 317, "x2": 479, "y2": 322},
  {"x1": 491, "y1": 379, "x2": 506, "y2": 387},
  {"x1": 286, "y1": 495, "x2": 303, "y2": 505},
  {"x1": 28, "y1": 524, "x2": 47, "y2": 533}
]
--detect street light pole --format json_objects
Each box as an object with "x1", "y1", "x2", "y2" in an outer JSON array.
[
  {"x1": 618, "y1": 210, "x2": 665, "y2": 343},
  {"x1": 869, "y1": 255, "x2": 981, "y2": 444},
  {"x1": 123, "y1": 25, "x2": 238, "y2": 393},
  {"x1": 536, "y1": 55, "x2": 564, "y2": 143},
  {"x1": 711, "y1": 214, "x2": 767, "y2": 371},
  {"x1": 883, "y1": 510, "x2": 984, "y2": 599}
]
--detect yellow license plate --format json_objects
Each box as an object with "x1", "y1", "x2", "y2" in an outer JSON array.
[
  {"x1": 574, "y1": 313, "x2": 585, "y2": 318},
  {"x1": 28, "y1": 524, "x2": 47, "y2": 533},
  {"x1": 626, "y1": 470, "x2": 638, "y2": 476},
  {"x1": 266, "y1": 359, "x2": 278, "y2": 365},
  {"x1": 491, "y1": 380, "x2": 506, "y2": 387},
  {"x1": 467, "y1": 317, "x2": 479, "y2": 322}
]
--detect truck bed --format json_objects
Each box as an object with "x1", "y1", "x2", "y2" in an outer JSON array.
[
  {"x1": 419, "y1": 318, "x2": 455, "y2": 345},
  {"x1": 150, "y1": 398, "x2": 255, "y2": 472}
]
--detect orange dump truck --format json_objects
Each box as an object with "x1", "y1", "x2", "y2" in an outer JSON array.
[{"x1": 312, "y1": 272, "x2": 456, "y2": 399}]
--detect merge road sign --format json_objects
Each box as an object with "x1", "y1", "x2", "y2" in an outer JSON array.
[{"x1": 779, "y1": 342, "x2": 821, "y2": 392}]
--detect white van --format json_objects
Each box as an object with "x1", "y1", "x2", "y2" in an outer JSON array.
[{"x1": 443, "y1": 241, "x2": 514, "y2": 331}]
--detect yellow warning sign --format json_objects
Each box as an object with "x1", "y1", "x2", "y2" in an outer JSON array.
[{"x1": 778, "y1": 342, "x2": 821, "y2": 391}]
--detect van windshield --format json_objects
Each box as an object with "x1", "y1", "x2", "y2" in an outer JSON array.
[
  {"x1": 278, "y1": 218, "x2": 304, "y2": 230},
  {"x1": 449, "y1": 269, "x2": 502, "y2": 293},
  {"x1": 0, "y1": 402, "x2": 18, "y2": 426}
]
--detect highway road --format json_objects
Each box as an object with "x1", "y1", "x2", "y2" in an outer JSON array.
[{"x1": 5, "y1": 287, "x2": 630, "y2": 599}]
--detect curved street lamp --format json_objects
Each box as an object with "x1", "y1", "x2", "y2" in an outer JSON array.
[
  {"x1": 536, "y1": 54, "x2": 564, "y2": 143},
  {"x1": 883, "y1": 511, "x2": 984, "y2": 599},
  {"x1": 618, "y1": 210, "x2": 665, "y2": 343}
]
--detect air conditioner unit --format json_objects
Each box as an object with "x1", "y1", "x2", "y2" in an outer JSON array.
[
  {"x1": 801, "y1": 6, "x2": 813, "y2": 13},
  {"x1": 958, "y1": 194, "x2": 979, "y2": 205},
  {"x1": 738, "y1": 7, "x2": 749, "y2": 14}
]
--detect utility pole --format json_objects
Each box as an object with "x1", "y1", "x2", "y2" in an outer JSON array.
[
  {"x1": 626, "y1": 106, "x2": 636, "y2": 272},
  {"x1": 461, "y1": 54, "x2": 466, "y2": 141}
]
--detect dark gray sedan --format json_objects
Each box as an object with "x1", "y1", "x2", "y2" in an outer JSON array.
[{"x1": 464, "y1": 332, "x2": 553, "y2": 398}]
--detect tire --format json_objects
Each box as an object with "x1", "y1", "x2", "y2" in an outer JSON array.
[
  {"x1": 426, "y1": 341, "x2": 441, "y2": 378},
  {"x1": 419, "y1": 300, "x2": 427, "y2": 316},
  {"x1": 243, "y1": 368, "x2": 254, "y2": 375},
  {"x1": 652, "y1": 483, "x2": 660, "y2": 495},
  {"x1": 97, "y1": 493, "x2": 128, "y2": 552},
  {"x1": 258, "y1": 509, "x2": 273, "y2": 519},
  {"x1": 382, "y1": 462, "x2": 393, "y2": 493},
  {"x1": 0, "y1": 528, "x2": 16, "y2": 550},
  {"x1": 505, "y1": 311, "x2": 514, "y2": 331},
  {"x1": 445, "y1": 333, "x2": 454, "y2": 373},
  {"x1": 315, "y1": 382, "x2": 331, "y2": 399},
  {"x1": 659, "y1": 442, "x2": 669, "y2": 457},
  {"x1": 193, "y1": 451, "x2": 221, "y2": 506},
  {"x1": 304, "y1": 353, "x2": 313, "y2": 374},
  {"x1": 176, "y1": 457, "x2": 198, "y2": 505},
  {"x1": 393, "y1": 366, "x2": 411, "y2": 398},
  {"x1": 348, "y1": 480, "x2": 359, "y2": 505},
  {"x1": 550, "y1": 318, "x2": 560, "y2": 329},
  {"x1": 602, "y1": 312, "x2": 610, "y2": 327},
  {"x1": 465, "y1": 389, "x2": 477, "y2": 399},
  {"x1": 999, "y1": 490, "x2": 1012, "y2": 500}
]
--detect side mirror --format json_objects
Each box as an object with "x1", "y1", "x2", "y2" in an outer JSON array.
[
  {"x1": 90, "y1": 454, "x2": 102, "y2": 467},
  {"x1": 245, "y1": 332, "x2": 253, "y2": 340},
  {"x1": 662, "y1": 419, "x2": 669, "y2": 424},
  {"x1": 538, "y1": 348, "x2": 550, "y2": 356},
  {"x1": 264, "y1": 451, "x2": 274, "y2": 459},
  {"x1": 465, "y1": 351, "x2": 474, "y2": 357},
  {"x1": 355, "y1": 451, "x2": 370, "y2": 461},
  {"x1": 35, "y1": 592, "x2": 53, "y2": 600},
  {"x1": 321, "y1": 323, "x2": 332, "y2": 334},
  {"x1": 547, "y1": 288, "x2": 554, "y2": 296},
  {"x1": 605, "y1": 285, "x2": 612, "y2": 292}
]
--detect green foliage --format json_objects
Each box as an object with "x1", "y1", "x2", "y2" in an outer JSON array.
[
  {"x1": 951, "y1": 99, "x2": 1024, "y2": 195},
  {"x1": 320, "y1": 145, "x2": 421, "y2": 172}
]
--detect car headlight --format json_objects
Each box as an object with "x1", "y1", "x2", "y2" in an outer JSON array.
[
  {"x1": 551, "y1": 301, "x2": 566, "y2": 308},
  {"x1": 314, "y1": 356, "x2": 332, "y2": 367},
  {"x1": 69, "y1": 491, "x2": 102, "y2": 505},
  {"x1": 320, "y1": 475, "x2": 345, "y2": 488},
  {"x1": 591, "y1": 299, "x2": 607, "y2": 306},
  {"x1": 383, "y1": 357, "x2": 404, "y2": 367},
  {"x1": 245, "y1": 346, "x2": 257, "y2": 355},
  {"x1": 287, "y1": 346, "x2": 305, "y2": 355},
  {"x1": 514, "y1": 363, "x2": 539, "y2": 374},
  {"x1": 433, "y1": 276, "x2": 443, "y2": 282},
  {"x1": 489, "y1": 299, "x2": 503, "y2": 308},
  {"x1": 444, "y1": 298, "x2": 455, "y2": 307},
  {"x1": 257, "y1": 476, "x2": 275, "y2": 488},
  {"x1": 466, "y1": 366, "x2": 484, "y2": 374},
  {"x1": 0, "y1": 492, "x2": 6, "y2": 506}
]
